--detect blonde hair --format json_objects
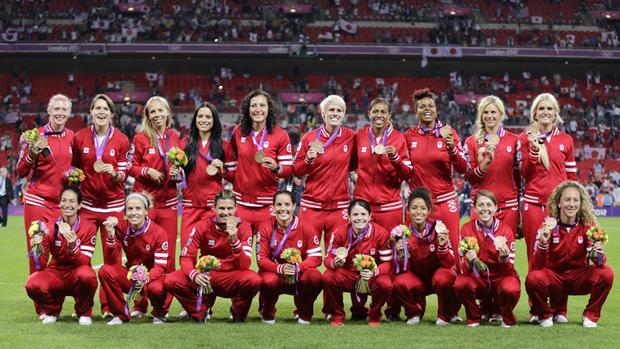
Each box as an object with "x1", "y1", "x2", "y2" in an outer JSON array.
[
  {"x1": 546, "y1": 181, "x2": 596, "y2": 226},
  {"x1": 320, "y1": 95, "x2": 346, "y2": 115},
  {"x1": 47, "y1": 94, "x2": 72, "y2": 112},
  {"x1": 528, "y1": 93, "x2": 563, "y2": 171},
  {"x1": 142, "y1": 96, "x2": 172, "y2": 148},
  {"x1": 475, "y1": 96, "x2": 506, "y2": 147}
]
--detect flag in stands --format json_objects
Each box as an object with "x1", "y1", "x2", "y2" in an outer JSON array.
[
  {"x1": 423, "y1": 46, "x2": 443, "y2": 57},
  {"x1": 122, "y1": 28, "x2": 138, "y2": 39},
  {"x1": 444, "y1": 46, "x2": 462, "y2": 57},
  {"x1": 337, "y1": 19, "x2": 358, "y2": 34},
  {"x1": 421, "y1": 54, "x2": 428, "y2": 68},
  {"x1": 91, "y1": 20, "x2": 111, "y2": 30},
  {"x1": 531, "y1": 16, "x2": 543, "y2": 24},
  {"x1": 1, "y1": 28, "x2": 18, "y2": 42},
  {"x1": 146, "y1": 73, "x2": 158, "y2": 81},
  {"x1": 585, "y1": 146, "x2": 606, "y2": 160},
  {"x1": 513, "y1": 7, "x2": 530, "y2": 19}
]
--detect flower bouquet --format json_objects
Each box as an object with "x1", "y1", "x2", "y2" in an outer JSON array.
[
  {"x1": 28, "y1": 220, "x2": 49, "y2": 256},
  {"x1": 586, "y1": 225, "x2": 609, "y2": 263},
  {"x1": 353, "y1": 254, "x2": 377, "y2": 295},
  {"x1": 390, "y1": 224, "x2": 411, "y2": 260},
  {"x1": 459, "y1": 237, "x2": 488, "y2": 274},
  {"x1": 64, "y1": 167, "x2": 86, "y2": 186},
  {"x1": 127, "y1": 265, "x2": 149, "y2": 301},
  {"x1": 280, "y1": 248, "x2": 302, "y2": 284},
  {"x1": 195, "y1": 255, "x2": 221, "y2": 294},
  {"x1": 166, "y1": 147, "x2": 188, "y2": 184}
]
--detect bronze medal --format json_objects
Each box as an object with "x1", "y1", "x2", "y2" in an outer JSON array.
[
  {"x1": 494, "y1": 236, "x2": 507, "y2": 248},
  {"x1": 439, "y1": 125, "x2": 452, "y2": 138},
  {"x1": 544, "y1": 217, "x2": 557, "y2": 230},
  {"x1": 58, "y1": 222, "x2": 71, "y2": 236},
  {"x1": 310, "y1": 141, "x2": 324, "y2": 152},
  {"x1": 254, "y1": 151, "x2": 266, "y2": 163},
  {"x1": 487, "y1": 134, "x2": 500, "y2": 146},
  {"x1": 206, "y1": 164, "x2": 218, "y2": 176},
  {"x1": 93, "y1": 160, "x2": 105, "y2": 173},
  {"x1": 335, "y1": 247, "x2": 349, "y2": 258},
  {"x1": 525, "y1": 123, "x2": 539, "y2": 135},
  {"x1": 35, "y1": 137, "x2": 48, "y2": 151},
  {"x1": 226, "y1": 216, "x2": 238, "y2": 228},
  {"x1": 435, "y1": 222, "x2": 447, "y2": 233},
  {"x1": 374, "y1": 144, "x2": 385, "y2": 155}
]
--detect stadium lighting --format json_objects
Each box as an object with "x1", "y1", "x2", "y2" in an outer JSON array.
[
  {"x1": 450, "y1": 11, "x2": 456, "y2": 15},
  {"x1": 215, "y1": 38, "x2": 219, "y2": 42},
  {"x1": 124, "y1": 97, "x2": 130, "y2": 101},
  {"x1": 219, "y1": 85, "x2": 223, "y2": 90},
  {"x1": 152, "y1": 56, "x2": 155, "y2": 59},
  {"x1": 402, "y1": 59, "x2": 406, "y2": 61},
  {"x1": 291, "y1": 9, "x2": 297, "y2": 13},
  {"x1": 299, "y1": 97, "x2": 305, "y2": 102},
  {"x1": 128, "y1": 7, "x2": 134, "y2": 11},
  {"x1": 606, "y1": 14, "x2": 611, "y2": 18}
]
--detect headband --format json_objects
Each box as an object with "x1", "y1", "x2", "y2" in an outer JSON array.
[{"x1": 126, "y1": 193, "x2": 149, "y2": 210}]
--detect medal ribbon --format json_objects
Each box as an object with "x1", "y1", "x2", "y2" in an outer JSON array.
[
  {"x1": 54, "y1": 216, "x2": 81, "y2": 240},
  {"x1": 92, "y1": 125, "x2": 113, "y2": 162},
  {"x1": 124, "y1": 218, "x2": 150, "y2": 243},
  {"x1": 368, "y1": 126, "x2": 389, "y2": 154},
  {"x1": 270, "y1": 217, "x2": 296, "y2": 261},
  {"x1": 155, "y1": 130, "x2": 170, "y2": 172},
  {"x1": 419, "y1": 120, "x2": 442, "y2": 137},
  {"x1": 250, "y1": 127, "x2": 268, "y2": 152},
  {"x1": 309, "y1": 125, "x2": 340, "y2": 148},
  {"x1": 347, "y1": 225, "x2": 368, "y2": 251}
]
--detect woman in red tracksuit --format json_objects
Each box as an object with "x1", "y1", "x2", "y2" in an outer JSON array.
[
  {"x1": 352, "y1": 98, "x2": 411, "y2": 232},
  {"x1": 128, "y1": 96, "x2": 180, "y2": 276},
  {"x1": 230, "y1": 90, "x2": 293, "y2": 231},
  {"x1": 98, "y1": 192, "x2": 169, "y2": 325},
  {"x1": 256, "y1": 190, "x2": 323, "y2": 324},
  {"x1": 454, "y1": 190, "x2": 520, "y2": 328},
  {"x1": 164, "y1": 190, "x2": 261, "y2": 323},
  {"x1": 526, "y1": 181, "x2": 614, "y2": 328},
  {"x1": 464, "y1": 96, "x2": 520, "y2": 234},
  {"x1": 391, "y1": 187, "x2": 459, "y2": 326},
  {"x1": 404, "y1": 88, "x2": 467, "y2": 268},
  {"x1": 71, "y1": 94, "x2": 129, "y2": 317},
  {"x1": 517, "y1": 93, "x2": 576, "y2": 322},
  {"x1": 322, "y1": 199, "x2": 393, "y2": 327},
  {"x1": 178, "y1": 102, "x2": 235, "y2": 248},
  {"x1": 25, "y1": 187, "x2": 98, "y2": 325},
  {"x1": 18, "y1": 94, "x2": 74, "y2": 278}
]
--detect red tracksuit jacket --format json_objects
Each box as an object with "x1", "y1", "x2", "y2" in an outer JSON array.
[
  {"x1": 394, "y1": 219, "x2": 455, "y2": 277},
  {"x1": 459, "y1": 219, "x2": 517, "y2": 279}
]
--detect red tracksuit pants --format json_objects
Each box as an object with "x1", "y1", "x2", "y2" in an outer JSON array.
[
  {"x1": 148, "y1": 206, "x2": 178, "y2": 272},
  {"x1": 454, "y1": 272, "x2": 521, "y2": 326},
  {"x1": 164, "y1": 268, "x2": 261, "y2": 322},
  {"x1": 97, "y1": 264, "x2": 167, "y2": 322},
  {"x1": 392, "y1": 268, "x2": 458, "y2": 322},
  {"x1": 25, "y1": 266, "x2": 98, "y2": 317},
  {"x1": 322, "y1": 267, "x2": 392, "y2": 323},
  {"x1": 258, "y1": 269, "x2": 323, "y2": 322},
  {"x1": 236, "y1": 204, "x2": 273, "y2": 233},
  {"x1": 431, "y1": 199, "x2": 461, "y2": 273},
  {"x1": 371, "y1": 209, "x2": 403, "y2": 232},
  {"x1": 526, "y1": 265, "x2": 614, "y2": 322}
]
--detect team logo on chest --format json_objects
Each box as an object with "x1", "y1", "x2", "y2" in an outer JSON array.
[
  {"x1": 437, "y1": 141, "x2": 443, "y2": 148},
  {"x1": 297, "y1": 240, "x2": 303, "y2": 248},
  {"x1": 553, "y1": 237, "x2": 560, "y2": 244},
  {"x1": 149, "y1": 148, "x2": 156, "y2": 154},
  {"x1": 110, "y1": 149, "x2": 115, "y2": 156},
  {"x1": 361, "y1": 147, "x2": 367, "y2": 153},
  {"x1": 75, "y1": 239, "x2": 81, "y2": 247},
  {"x1": 247, "y1": 237, "x2": 253, "y2": 246},
  {"x1": 69, "y1": 147, "x2": 72, "y2": 154},
  {"x1": 370, "y1": 248, "x2": 376, "y2": 255},
  {"x1": 208, "y1": 239, "x2": 215, "y2": 246},
  {"x1": 264, "y1": 141, "x2": 269, "y2": 148},
  {"x1": 429, "y1": 244, "x2": 435, "y2": 252},
  {"x1": 343, "y1": 145, "x2": 348, "y2": 153},
  {"x1": 559, "y1": 144, "x2": 565, "y2": 151},
  {"x1": 124, "y1": 240, "x2": 128, "y2": 246},
  {"x1": 83, "y1": 147, "x2": 90, "y2": 154},
  {"x1": 146, "y1": 244, "x2": 151, "y2": 251},
  {"x1": 411, "y1": 142, "x2": 417, "y2": 148},
  {"x1": 241, "y1": 137, "x2": 246, "y2": 143},
  {"x1": 507, "y1": 146, "x2": 512, "y2": 153},
  {"x1": 55, "y1": 240, "x2": 62, "y2": 246},
  {"x1": 578, "y1": 236, "x2": 583, "y2": 244}
]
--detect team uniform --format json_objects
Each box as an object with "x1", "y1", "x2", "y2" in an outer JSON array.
[
  {"x1": 128, "y1": 130, "x2": 180, "y2": 273},
  {"x1": 256, "y1": 216, "x2": 323, "y2": 322},
  {"x1": 165, "y1": 218, "x2": 260, "y2": 322},
  {"x1": 352, "y1": 125, "x2": 411, "y2": 231},
  {"x1": 525, "y1": 221, "x2": 614, "y2": 323},
  {"x1": 454, "y1": 219, "x2": 520, "y2": 326},
  {"x1": 25, "y1": 217, "x2": 98, "y2": 318},
  {"x1": 517, "y1": 127, "x2": 576, "y2": 261},
  {"x1": 404, "y1": 122, "x2": 467, "y2": 267},
  {"x1": 230, "y1": 125, "x2": 293, "y2": 231},
  {"x1": 323, "y1": 222, "x2": 393, "y2": 324},
  {"x1": 389, "y1": 219, "x2": 458, "y2": 322},
  {"x1": 179, "y1": 138, "x2": 236, "y2": 247},
  {"x1": 17, "y1": 124, "x2": 74, "y2": 275},
  {"x1": 98, "y1": 218, "x2": 169, "y2": 322},
  {"x1": 464, "y1": 128, "x2": 521, "y2": 234},
  {"x1": 293, "y1": 126, "x2": 355, "y2": 245}
]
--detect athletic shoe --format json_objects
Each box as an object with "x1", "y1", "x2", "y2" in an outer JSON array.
[
  {"x1": 298, "y1": 318, "x2": 311, "y2": 325},
  {"x1": 130, "y1": 310, "x2": 147, "y2": 319},
  {"x1": 153, "y1": 316, "x2": 166, "y2": 324},
  {"x1": 435, "y1": 318, "x2": 450, "y2": 326},
  {"x1": 480, "y1": 314, "x2": 489, "y2": 322},
  {"x1": 501, "y1": 321, "x2": 511, "y2": 328},
  {"x1": 39, "y1": 314, "x2": 45, "y2": 320},
  {"x1": 107, "y1": 317, "x2": 124, "y2": 325},
  {"x1": 194, "y1": 306, "x2": 211, "y2": 324},
  {"x1": 386, "y1": 315, "x2": 402, "y2": 322},
  {"x1": 41, "y1": 315, "x2": 57, "y2": 324},
  {"x1": 529, "y1": 315, "x2": 540, "y2": 324},
  {"x1": 406, "y1": 316, "x2": 420, "y2": 325},
  {"x1": 451, "y1": 316, "x2": 463, "y2": 322},
  {"x1": 582, "y1": 316, "x2": 597, "y2": 328},
  {"x1": 554, "y1": 314, "x2": 568, "y2": 323},
  {"x1": 178, "y1": 310, "x2": 189, "y2": 319},
  {"x1": 539, "y1": 317, "x2": 554, "y2": 327},
  {"x1": 230, "y1": 305, "x2": 244, "y2": 324},
  {"x1": 368, "y1": 321, "x2": 381, "y2": 326},
  {"x1": 78, "y1": 317, "x2": 92, "y2": 326},
  {"x1": 71, "y1": 312, "x2": 77, "y2": 319},
  {"x1": 261, "y1": 317, "x2": 275, "y2": 324},
  {"x1": 467, "y1": 322, "x2": 480, "y2": 327},
  {"x1": 330, "y1": 321, "x2": 344, "y2": 327},
  {"x1": 102, "y1": 311, "x2": 113, "y2": 319},
  {"x1": 489, "y1": 314, "x2": 502, "y2": 322},
  {"x1": 325, "y1": 314, "x2": 332, "y2": 321}
]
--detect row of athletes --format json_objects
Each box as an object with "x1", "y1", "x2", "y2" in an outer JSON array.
[
  {"x1": 26, "y1": 183, "x2": 613, "y2": 327},
  {"x1": 19, "y1": 88, "x2": 574, "y2": 319}
]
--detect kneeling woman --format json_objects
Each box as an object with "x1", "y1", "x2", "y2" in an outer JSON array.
[
  {"x1": 455, "y1": 190, "x2": 520, "y2": 328},
  {"x1": 526, "y1": 181, "x2": 614, "y2": 328},
  {"x1": 26, "y1": 187, "x2": 98, "y2": 325},
  {"x1": 323, "y1": 199, "x2": 393, "y2": 326},
  {"x1": 391, "y1": 187, "x2": 459, "y2": 326},
  {"x1": 165, "y1": 190, "x2": 260, "y2": 323},
  {"x1": 99, "y1": 192, "x2": 170, "y2": 325},
  {"x1": 256, "y1": 190, "x2": 323, "y2": 324}
]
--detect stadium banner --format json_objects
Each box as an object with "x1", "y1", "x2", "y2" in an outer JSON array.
[
  {"x1": 592, "y1": 10, "x2": 620, "y2": 19},
  {"x1": 273, "y1": 5, "x2": 313, "y2": 14},
  {"x1": 593, "y1": 207, "x2": 620, "y2": 217},
  {"x1": 106, "y1": 92, "x2": 150, "y2": 102},
  {"x1": 280, "y1": 93, "x2": 324, "y2": 103},
  {"x1": 439, "y1": 7, "x2": 472, "y2": 16}
]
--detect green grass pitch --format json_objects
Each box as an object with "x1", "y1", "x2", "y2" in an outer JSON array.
[{"x1": 0, "y1": 216, "x2": 617, "y2": 348}]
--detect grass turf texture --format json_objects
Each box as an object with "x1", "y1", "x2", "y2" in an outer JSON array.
[{"x1": 0, "y1": 216, "x2": 617, "y2": 349}]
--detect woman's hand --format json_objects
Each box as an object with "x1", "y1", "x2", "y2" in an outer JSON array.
[
  {"x1": 261, "y1": 157, "x2": 279, "y2": 171},
  {"x1": 437, "y1": 230, "x2": 449, "y2": 247},
  {"x1": 148, "y1": 168, "x2": 164, "y2": 184},
  {"x1": 539, "y1": 226, "x2": 551, "y2": 244},
  {"x1": 444, "y1": 132, "x2": 455, "y2": 150},
  {"x1": 283, "y1": 263, "x2": 297, "y2": 276},
  {"x1": 333, "y1": 255, "x2": 346, "y2": 268},
  {"x1": 211, "y1": 159, "x2": 225, "y2": 174},
  {"x1": 227, "y1": 225, "x2": 238, "y2": 242},
  {"x1": 169, "y1": 165, "x2": 180, "y2": 177},
  {"x1": 30, "y1": 235, "x2": 42, "y2": 247},
  {"x1": 306, "y1": 147, "x2": 318, "y2": 161},
  {"x1": 465, "y1": 249, "x2": 477, "y2": 264},
  {"x1": 360, "y1": 269, "x2": 374, "y2": 281},
  {"x1": 526, "y1": 131, "x2": 539, "y2": 150},
  {"x1": 102, "y1": 219, "x2": 117, "y2": 239},
  {"x1": 593, "y1": 241, "x2": 605, "y2": 255},
  {"x1": 498, "y1": 243, "x2": 510, "y2": 259},
  {"x1": 62, "y1": 230, "x2": 78, "y2": 249},
  {"x1": 133, "y1": 279, "x2": 146, "y2": 292},
  {"x1": 194, "y1": 273, "x2": 211, "y2": 287}
]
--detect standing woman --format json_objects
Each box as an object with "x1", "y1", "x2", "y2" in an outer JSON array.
[
  {"x1": 25, "y1": 187, "x2": 98, "y2": 325},
  {"x1": 18, "y1": 94, "x2": 74, "y2": 276},
  {"x1": 518, "y1": 93, "x2": 577, "y2": 262},
  {"x1": 128, "y1": 96, "x2": 181, "y2": 275},
  {"x1": 72, "y1": 94, "x2": 129, "y2": 316},
  {"x1": 464, "y1": 96, "x2": 521, "y2": 234},
  {"x1": 454, "y1": 190, "x2": 520, "y2": 328},
  {"x1": 230, "y1": 90, "x2": 293, "y2": 231},
  {"x1": 178, "y1": 102, "x2": 235, "y2": 248},
  {"x1": 404, "y1": 88, "x2": 467, "y2": 267},
  {"x1": 526, "y1": 181, "x2": 614, "y2": 328},
  {"x1": 353, "y1": 98, "x2": 411, "y2": 231},
  {"x1": 293, "y1": 95, "x2": 355, "y2": 246},
  {"x1": 322, "y1": 199, "x2": 393, "y2": 326}
]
